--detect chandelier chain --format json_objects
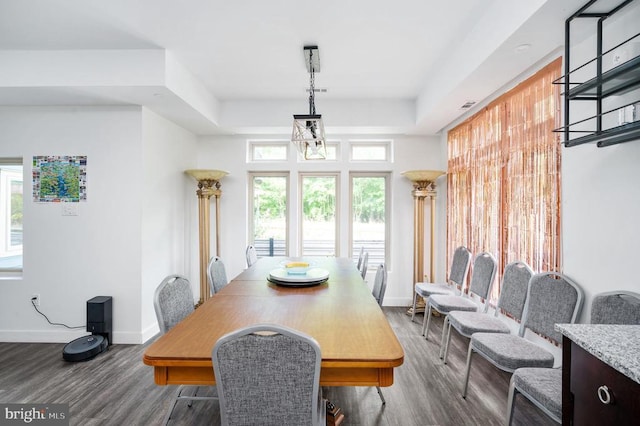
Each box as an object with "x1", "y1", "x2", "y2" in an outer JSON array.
[{"x1": 309, "y1": 50, "x2": 316, "y2": 115}]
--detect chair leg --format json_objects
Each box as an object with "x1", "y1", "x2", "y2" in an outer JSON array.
[
  {"x1": 439, "y1": 316, "x2": 450, "y2": 360},
  {"x1": 376, "y1": 386, "x2": 386, "y2": 405},
  {"x1": 423, "y1": 305, "x2": 433, "y2": 339},
  {"x1": 187, "y1": 386, "x2": 199, "y2": 408},
  {"x1": 506, "y1": 375, "x2": 517, "y2": 426},
  {"x1": 462, "y1": 342, "x2": 474, "y2": 398},
  {"x1": 442, "y1": 321, "x2": 453, "y2": 364},
  {"x1": 411, "y1": 292, "x2": 417, "y2": 322},
  {"x1": 163, "y1": 386, "x2": 183, "y2": 425},
  {"x1": 421, "y1": 302, "x2": 429, "y2": 335}
]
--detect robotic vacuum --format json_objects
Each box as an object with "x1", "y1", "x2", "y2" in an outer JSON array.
[{"x1": 62, "y1": 334, "x2": 108, "y2": 362}]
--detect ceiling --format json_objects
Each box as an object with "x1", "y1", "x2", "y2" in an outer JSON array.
[{"x1": 0, "y1": 0, "x2": 588, "y2": 136}]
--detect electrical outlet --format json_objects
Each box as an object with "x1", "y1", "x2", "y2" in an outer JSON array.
[{"x1": 31, "y1": 294, "x2": 40, "y2": 306}]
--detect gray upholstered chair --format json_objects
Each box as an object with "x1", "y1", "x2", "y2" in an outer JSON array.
[
  {"x1": 356, "y1": 246, "x2": 365, "y2": 270},
  {"x1": 462, "y1": 272, "x2": 583, "y2": 398},
  {"x1": 442, "y1": 261, "x2": 533, "y2": 364},
  {"x1": 245, "y1": 244, "x2": 258, "y2": 267},
  {"x1": 411, "y1": 246, "x2": 471, "y2": 328},
  {"x1": 506, "y1": 290, "x2": 640, "y2": 425},
  {"x1": 153, "y1": 275, "x2": 218, "y2": 425},
  {"x1": 359, "y1": 251, "x2": 369, "y2": 280},
  {"x1": 372, "y1": 263, "x2": 387, "y2": 307},
  {"x1": 207, "y1": 256, "x2": 228, "y2": 295},
  {"x1": 371, "y1": 263, "x2": 388, "y2": 404},
  {"x1": 589, "y1": 290, "x2": 640, "y2": 324},
  {"x1": 424, "y1": 252, "x2": 497, "y2": 342},
  {"x1": 212, "y1": 323, "x2": 326, "y2": 426}
]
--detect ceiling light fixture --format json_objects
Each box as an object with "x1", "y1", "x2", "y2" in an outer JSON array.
[
  {"x1": 515, "y1": 43, "x2": 532, "y2": 53},
  {"x1": 292, "y1": 45, "x2": 326, "y2": 160}
]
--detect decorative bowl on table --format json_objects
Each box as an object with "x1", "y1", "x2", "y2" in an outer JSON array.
[{"x1": 282, "y1": 261, "x2": 311, "y2": 275}]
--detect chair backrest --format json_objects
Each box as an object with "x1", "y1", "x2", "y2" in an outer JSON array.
[
  {"x1": 207, "y1": 256, "x2": 229, "y2": 295},
  {"x1": 467, "y1": 252, "x2": 498, "y2": 311},
  {"x1": 448, "y1": 246, "x2": 471, "y2": 291},
  {"x1": 495, "y1": 261, "x2": 533, "y2": 321},
  {"x1": 360, "y1": 251, "x2": 369, "y2": 280},
  {"x1": 212, "y1": 324, "x2": 323, "y2": 426},
  {"x1": 520, "y1": 272, "x2": 583, "y2": 344},
  {"x1": 590, "y1": 291, "x2": 640, "y2": 324},
  {"x1": 356, "y1": 246, "x2": 365, "y2": 270},
  {"x1": 153, "y1": 274, "x2": 194, "y2": 335},
  {"x1": 371, "y1": 263, "x2": 387, "y2": 307},
  {"x1": 245, "y1": 245, "x2": 258, "y2": 267}
]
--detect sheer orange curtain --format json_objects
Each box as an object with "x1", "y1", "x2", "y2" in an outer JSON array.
[{"x1": 447, "y1": 58, "x2": 562, "y2": 301}]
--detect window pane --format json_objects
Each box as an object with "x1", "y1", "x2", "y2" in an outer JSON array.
[
  {"x1": 251, "y1": 144, "x2": 288, "y2": 161},
  {"x1": 352, "y1": 145, "x2": 387, "y2": 161},
  {"x1": 352, "y1": 176, "x2": 386, "y2": 267},
  {"x1": 295, "y1": 143, "x2": 338, "y2": 161},
  {"x1": 301, "y1": 175, "x2": 337, "y2": 256},
  {"x1": 325, "y1": 144, "x2": 337, "y2": 160},
  {"x1": 251, "y1": 175, "x2": 287, "y2": 256},
  {"x1": 1, "y1": 163, "x2": 23, "y2": 270}
]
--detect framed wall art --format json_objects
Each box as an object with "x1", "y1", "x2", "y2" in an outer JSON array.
[{"x1": 32, "y1": 156, "x2": 87, "y2": 202}]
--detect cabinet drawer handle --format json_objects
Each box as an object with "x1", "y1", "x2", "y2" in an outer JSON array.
[{"x1": 597, "y1": 385, "x2": 612, "y2": 405}]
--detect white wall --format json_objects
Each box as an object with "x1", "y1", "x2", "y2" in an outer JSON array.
[
  {"x1": 0, "y1": 106, "x2": 197, "y2": 344},
  {"x1": 140, "y1": 108, "x2": 198, "y2": 342},
  {"x1": 194, "y1": 135, "x2": 446, "y2": 307},
  {"x1": 562, "y1": 2, "x2": 640, "y2": 323}
]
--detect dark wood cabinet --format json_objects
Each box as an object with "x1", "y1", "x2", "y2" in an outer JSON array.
[{"x1": 563, "y1": 337, "x2": 640, "y2": 425}]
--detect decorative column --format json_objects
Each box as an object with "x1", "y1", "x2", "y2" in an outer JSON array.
[
  {"x1": 185, "y1": 169, "x2": 228, "y2": 306},
  {"x1": 402, "y1": 170, "x2": 445, "y2": 314}
]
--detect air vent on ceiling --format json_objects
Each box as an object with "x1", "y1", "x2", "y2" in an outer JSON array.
[{"x1": 460, "y1": 100, "x2": 477, "y2": 110}]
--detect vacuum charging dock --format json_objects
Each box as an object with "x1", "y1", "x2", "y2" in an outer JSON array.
[{"x1": 63, "y1": 296, "x2": 112, "y2": 362}]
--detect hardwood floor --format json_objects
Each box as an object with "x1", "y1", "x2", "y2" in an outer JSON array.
[{"x1": 0, "y1": 308, "x2": 555, "y2": 425}]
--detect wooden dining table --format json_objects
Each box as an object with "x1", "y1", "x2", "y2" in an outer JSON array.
[{"x1": 143, "y1": 256, "x2": 404, "y2": 387}]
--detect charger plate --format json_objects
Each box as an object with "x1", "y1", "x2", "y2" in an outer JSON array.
[{"x1": 268, "y1": 267, "x2": 329, "y2": 287}]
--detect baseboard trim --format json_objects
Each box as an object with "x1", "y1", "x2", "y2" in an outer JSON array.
[{"x1": 0, "y1": 330, "x2": 145, "y2": 344}]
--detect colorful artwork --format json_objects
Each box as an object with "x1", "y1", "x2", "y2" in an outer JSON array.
[{"x1": 32, "y1": 156, "x2": 87, "y2": 202}]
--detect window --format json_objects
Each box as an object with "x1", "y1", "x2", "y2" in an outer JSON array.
[
  {"x1": 447, "y1": 58, "x2": 562, "y2": 301},
  {"x1": 350, "y1": 140, "x2": 392, "y2": 161},
  {"x1": 246, "y1": 139, "x2": 393, "y2": 265},
  {"x1": 248, "y1": 141, "x2": 289, "y2": 161},
  {"x1": 350, "y1": 173, "x2": 390, "y2": 267},
  {"x1": 296, "y1": 141, "x2": 340, "y2": 161},
  {"x1": 0, "y1": 159, "x2": 23, "y2": 272},
  {"x1": 248, "y1": 173, "x2": 289, "y2": 256},
  {"x1": 299, "y1": 173, "x2": 339, "y2": 256}
]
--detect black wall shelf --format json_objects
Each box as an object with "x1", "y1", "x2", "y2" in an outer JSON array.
[{"x1": 555, "y1": 0, "x2": 640, "y2": 148}]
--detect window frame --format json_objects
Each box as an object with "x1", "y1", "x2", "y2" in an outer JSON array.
[
  {"x1": 295, "y1": 140, "x2": 341, "y2": 162},
  {"x1": 247, "y1": 140, "x2": 290, "y2": 162},
  {"x1": 349, "y1": 139, "x2": 393, "y2": 162},
  {"x1": 349, "y1": 172, "x2": 391, "y2": 268},
  {"x1": 298, "y1": 172, "x2": 340, "y2": 257},
  {"x1": 247, "y1": 171, "x2": 290, "y2": 257},
  {"x1": 0, "y1": 157, "x2": 24, "y2": 274}
]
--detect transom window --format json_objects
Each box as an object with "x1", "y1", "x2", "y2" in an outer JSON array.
[
  {"x1": 248, "y1": 141, "x2": 289, "y2": 162},
  {"x1": 350, "y1": 140, "x2": 392, "y2": 162}
]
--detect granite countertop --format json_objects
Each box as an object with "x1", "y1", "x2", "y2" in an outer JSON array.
[{"x1": 556, "y1": 324, "x2": 640, "y2": 385}]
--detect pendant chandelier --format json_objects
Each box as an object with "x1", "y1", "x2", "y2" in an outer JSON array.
[{"x1": 292, "y1": 45, "x2": 327, "y2": 160}]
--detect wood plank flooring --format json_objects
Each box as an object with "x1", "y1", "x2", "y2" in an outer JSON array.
[{"x1": 0, "y1": 308, "x2": 555, "y2": 425}]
